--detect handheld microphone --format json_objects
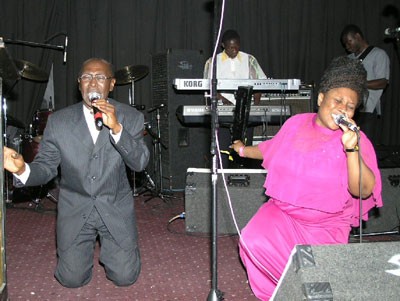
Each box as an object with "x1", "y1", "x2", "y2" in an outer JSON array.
[
  {"x1": 63, "y1": 36, "x2": 68, "y2": 64},
  {"x1": 88, "y1": 92, "x2": 103, "y2": 130},
  {"x1": 384, "y1": 27, "x2": 400, "y2": 37},
  {"x1": 332, "y1": 114, "x2": 358, "y2": 132}
]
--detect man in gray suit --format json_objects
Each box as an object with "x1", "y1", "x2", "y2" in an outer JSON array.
[{"x1": 4, "y1": 58, "x2": 150, "y2": 288}]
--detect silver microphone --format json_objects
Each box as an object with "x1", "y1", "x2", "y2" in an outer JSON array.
[
  {"x1": 63, "y1": 36, "x2": 68, "y2": 64},
  {"x1": 88, "y1": 92, "x2": 103, "y2": 129},
  {"x1": 332, "y1": 114, "x2": 358, "y2": 132},
  {"x1": 88, "y1": 91, "x2": 101, "y2": 102}
]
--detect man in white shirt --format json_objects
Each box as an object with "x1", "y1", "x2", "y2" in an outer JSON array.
[
  {"x1": 204, "y1": 29, "x2": 267, "y2": 105},
  {"x1": 204, "y1": 29, "x2": 267, "y2": 167}
]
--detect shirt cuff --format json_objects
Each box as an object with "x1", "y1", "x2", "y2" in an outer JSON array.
[
  {"x1": 110, "y1": 123, "x2": 123, "y2": 143},
  {"x1": 14, "y1": 163, "x2": 30, "y2": 184}
]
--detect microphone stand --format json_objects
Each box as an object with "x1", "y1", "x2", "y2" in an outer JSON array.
[
  {"x1": 3, "y1": 37, "x2": 66, "y2": 64},
  {"x1": 207, "y1": 0, "x2": 223, "y2": 300},
  {"x1": 3, "y1": 38, "x2": 64, "y2": 52}
]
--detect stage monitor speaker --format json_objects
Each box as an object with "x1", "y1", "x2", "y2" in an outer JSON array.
[
  {"x1": 151, "y1": 49, "x2": 210, "y2": 190},
  {"x1": 272, "y1": 241, "x2": 400, "y2": 300},
  {"x1": 375, "y1": 145, "x2": 400, "y2": 169},
  {"x1": 354, "y1": 168, "x2": 400, "y2": 235},
  {"x1": 185, "y1": 168, "x2": 268, "y2": 234}
]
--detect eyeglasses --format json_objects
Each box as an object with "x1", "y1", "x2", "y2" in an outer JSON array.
[{"x1": 78, "y1": 74, "x2": 113, "y2": 83}]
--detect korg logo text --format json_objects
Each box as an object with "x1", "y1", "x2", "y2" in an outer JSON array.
[{"x1": 183, "y1": 80, "x2": 203, "y2": 88}]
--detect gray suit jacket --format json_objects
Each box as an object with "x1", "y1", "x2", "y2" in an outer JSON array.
[{"x1": 25, "y1": 99, "x2": 149, "y2": 251}]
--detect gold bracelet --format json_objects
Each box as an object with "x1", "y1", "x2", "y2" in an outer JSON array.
[{"x1": 345, "y1": 145, "x2": 359, "y2": 152}]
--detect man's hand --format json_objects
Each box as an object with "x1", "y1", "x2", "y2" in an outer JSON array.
[
  {"x1": 3, "y1": 146, "x2": 26, "y2": 175},
  {"x1": 92, "y1": 99, "x2": 122, "y2": 134}
]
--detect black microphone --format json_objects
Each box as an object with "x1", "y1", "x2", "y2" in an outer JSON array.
[
  {"x1": 63, "y1": 36, "x2": 68, "y2": 64},
  {"x1": 332, "y1": 114, "x2": 358, "y2": 132},
  {"x1": 88, "y1": 92, "x2": 103, "y2": 130},
  {"x1": 384, "y1": 27, "x2": 400, "y2": 37}
]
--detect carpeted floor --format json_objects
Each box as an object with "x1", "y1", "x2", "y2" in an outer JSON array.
[
  {"x1": 5, "y1": 188, "x2": 257, "y2": 301},
  {"x1": 4, "y1": 186, "x2": 400, "y2": 300}
]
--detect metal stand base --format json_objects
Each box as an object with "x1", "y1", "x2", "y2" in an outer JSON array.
[{"x1": 351, "y1": 230, "x2": 400, "y2": 237}]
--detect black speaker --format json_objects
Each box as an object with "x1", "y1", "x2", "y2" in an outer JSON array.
[
  {"x1": 356, "y1": 168, "x2": 400, "y2": 234},
  {"x1": 151, "y1": 49, "x2": 210, "y2": 189},
  {"x1": 184, "y1": 168, "x2": 268, "y2": 234},
  {"x1": 376, "y1": 145, "x2": 400, "y2": 168},
  {"x1": 272, "y1": 242, "x2": 400, "y2": 300}
]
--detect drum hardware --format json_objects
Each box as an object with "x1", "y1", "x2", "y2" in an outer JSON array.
[
  {"x1": 142, "y1": 104, "x2": 177, "y2": 202},
  {"x1": 114, "y1": 65, "x2": 149, "y2": 85},
  {"x1": 3, "y1": 34, "x2": 68, "y2": 64},
  {"x1": 114, "y1": 64, "x2": 149, "y2": 106},
  {"x1": 114, "y1": 64, "x2": 149, "y2": 196},
  {"x1": 11, "y1": 181, "x2": 58, "y2": 212},
  {"x1": 13, "y1": 59, "x2": 49, "y2": 82},
  {"x1": 132, "y1": 122, "x2": 158, "y2": 197},
  {"x1": 1, "y1": 37, "x2": 54, "y2": 207},
  {"x1": 32, "y1": 109, "x2": 53, "y2": 136},
  {"x1": 132, "y1": 169, "x2": 157, "y2": 197},
  {"x1": 114, "y1": 64, "x2": 148, "y2": 109}
]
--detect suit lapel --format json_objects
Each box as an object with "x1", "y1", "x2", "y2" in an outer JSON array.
[
  {"x1": 70, "y1": 104, "x2": 95, "y2": 152},
  {"x1": 68, "y1": 102, "x2": 115, "y2": 154},
  {"x1": 94, "y1": 127, "x2": 109, "y2": 153}
]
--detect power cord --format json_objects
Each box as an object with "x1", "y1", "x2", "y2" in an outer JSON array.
[{"x1": 168, "y1": 212, "x2": 185, "y2": 223}]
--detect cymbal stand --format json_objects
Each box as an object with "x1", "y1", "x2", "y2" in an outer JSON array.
[
  {"x1": 127, "y1": 79, "x2": 139, "y2": 196},
  {"x1": 127, "y1": 79, "x2": 146, "y2": 195},
  {"x1": 143, "y1": 104, "x2": 171, "y2": 202}
]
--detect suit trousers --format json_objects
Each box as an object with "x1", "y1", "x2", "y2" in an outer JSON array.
[{"x1": 55, "y1": 206, "x2": 141, "y2": 288}]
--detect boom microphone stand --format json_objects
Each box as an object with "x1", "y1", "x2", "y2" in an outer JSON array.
[{"x1": 3, "y1": 34, "x2": 68, "y2": 64}]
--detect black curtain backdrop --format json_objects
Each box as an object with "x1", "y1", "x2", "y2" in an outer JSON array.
[{"x1": 1, "y1": 0, "x2": 399, "y2": 145}]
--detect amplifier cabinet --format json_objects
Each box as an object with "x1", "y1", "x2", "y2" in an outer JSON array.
[
  {"x1": 185, "y1": 168, "x2": 268, "y2": 234},
  {"x1": 359, "y1": 168, "x2": 400, "y2": 234},
  {"x1": 254, "y1": 93, "x2": 313, "y2": 140}
]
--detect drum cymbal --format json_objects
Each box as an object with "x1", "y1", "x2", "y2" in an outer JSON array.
[
  {"x1": 14, "y1": 59, "x2": 48, "y2": 82},
  {"x1": 0, "y1": 40, "x2": 20, "y2": 81},
  {"x1": 115, "y1": 65, "x2": 149, "y2": 85}
]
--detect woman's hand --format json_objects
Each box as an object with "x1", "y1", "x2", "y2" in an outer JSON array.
[
  {"x1": 231, "y1": 140, "x2": 245, "y2": 153},
  {"x1": 339, "y1": 116, "x2": 359, "y2": 151}
]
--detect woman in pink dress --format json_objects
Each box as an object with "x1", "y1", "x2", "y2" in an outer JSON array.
[{"x1": 231, "y1": 56, "x2": 382, "y2": 300}]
